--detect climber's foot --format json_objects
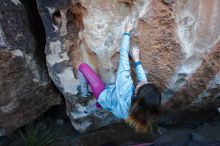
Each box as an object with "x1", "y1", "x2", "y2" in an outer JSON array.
[
  {"x1": 84, "y1": 103, "x2": 99, "y2": 114},
  {"x1": 77, "y1": 85, "x2": 93, "y2": 98}
]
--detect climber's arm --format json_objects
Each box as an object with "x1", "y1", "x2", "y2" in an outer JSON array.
[
  {"x1": 117, "y1": 33, "x2": 131, "y2": 73},
  {"x1": 135, "y1": 61, "x2": 147, "y2": 83},
  {"x1": 130, "y1": 47, "x2": 147, "y2": 83},
  {"x1": 116, "y1": 20, "x2": 133, "y2": 79}
]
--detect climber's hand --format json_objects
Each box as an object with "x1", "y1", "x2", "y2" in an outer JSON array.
[
  {"x1": 130, "y1": 47, "x2": 140, "y2": 62},
  {"x1": 125, "y1": 19, "x2": 133, "y2": 33}
]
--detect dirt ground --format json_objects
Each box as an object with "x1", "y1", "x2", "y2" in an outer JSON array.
[{"x1": 0, "y1": 105, "x2": 220, "y2": 146}]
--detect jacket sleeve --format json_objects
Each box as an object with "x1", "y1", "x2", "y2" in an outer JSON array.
[
  {"x1": 115, "y1": 33, "x2": 133, "y2": 101},
  {"x1": 135, "y1": 63, "x2": 148, "y2": 83},
  {"x1": 117, "y1": 33, "x2": 131, "y2": 75}
]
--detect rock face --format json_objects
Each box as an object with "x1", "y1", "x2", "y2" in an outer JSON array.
[
  {"x1": 162, "y1": 0, "x2": 220, "y2": 109},
  {"x1": 0, "y1": 0, "x2": 61, "y2": 136},
  {"x1": 36, "y1": 0, "x2": 220, "y2": 132}
]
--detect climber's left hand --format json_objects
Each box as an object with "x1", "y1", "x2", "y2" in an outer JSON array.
[{"x1": 125, "y1": 19, "x2": 133, "y2": 33}]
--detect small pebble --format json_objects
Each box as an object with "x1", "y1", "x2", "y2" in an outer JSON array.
[{"x1": 56, "y1": 119, "x2": 64, "y2": 125}]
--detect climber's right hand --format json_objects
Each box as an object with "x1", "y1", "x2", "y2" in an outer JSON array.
[{"x1": 130, "y1": 47, "x2": 140, "y2": 62}]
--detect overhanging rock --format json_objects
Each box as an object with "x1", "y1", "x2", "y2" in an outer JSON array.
[{"x1": 36, "y1": 0, "x2": 220, "y2": 132}]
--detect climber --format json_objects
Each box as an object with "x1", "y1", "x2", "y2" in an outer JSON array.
[{"x1": 77, "y1": 20, "x2": 161, "y2": 133}]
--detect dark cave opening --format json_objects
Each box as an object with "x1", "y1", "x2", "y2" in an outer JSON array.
[
  {"x1": 20, "y1": 0, "x2": 63, "y2": 99},
  {"x1": 20, "y1": 0, "x2": 46, "y2": 68},
  {"x1": 52, "y1": 10, "x2": 62, "y2": 27}
]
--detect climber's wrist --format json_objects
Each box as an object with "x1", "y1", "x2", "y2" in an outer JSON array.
[
  {"x1": 133, "y1": 57, "x2": 140, "y2": 63},
  {"x1": 124, "y1": 32, "x2": 131, "y2": 36},
  {"x1": 135, "y1": 60, "x2": 141, "y2": 67}
]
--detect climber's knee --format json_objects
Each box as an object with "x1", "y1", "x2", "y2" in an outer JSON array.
[{"x1": 79, "y1": 63, "x2": 89, "y2": 73}]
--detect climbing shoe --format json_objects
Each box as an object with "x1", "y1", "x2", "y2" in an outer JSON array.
[
  {"x1": 84, "y1": 103, "x2": 98, "y2": 113},
  {"x1": 77, "y1": 85, "x2": 93, "y2": 98}
]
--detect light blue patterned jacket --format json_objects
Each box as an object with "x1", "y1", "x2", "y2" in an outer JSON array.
[{"x1": 98, "y1": 34, "x2": 147, "y2": 119}]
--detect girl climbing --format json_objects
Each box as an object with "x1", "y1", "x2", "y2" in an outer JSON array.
[{"x1": 77, "y1": 20, "x2": 161, "y2": 133}]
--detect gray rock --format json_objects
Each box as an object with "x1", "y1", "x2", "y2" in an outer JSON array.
[
  {"x1": 0, "y1": 0, "x2": 61, "y2": 135},
  {"x1": 0, "y1": 129, "x2": 6, "y2": 137}
]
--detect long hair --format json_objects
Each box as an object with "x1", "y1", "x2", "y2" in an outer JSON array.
[{"x1": 126, "y1": 83, "x2": 161, "y2": 133}]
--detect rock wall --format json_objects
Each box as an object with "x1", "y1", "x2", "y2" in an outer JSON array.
[
  {"x1": 163, "y1": 0, "x2": 220, "y2": 108},
  {"x1": 35, "y1": 0, "x2": 219, "y2": 132},
  {"x1": 0, "y1": 0, "x2": 61, "y2": 136}
]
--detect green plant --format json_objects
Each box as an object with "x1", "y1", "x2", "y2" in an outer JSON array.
[{"x1": 19, "y1": 124, "x2": 56, "y2": 146}]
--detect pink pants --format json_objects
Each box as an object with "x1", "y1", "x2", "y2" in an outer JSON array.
[{"x1": 79, "y1": 63, "x2": 105, "y2": 108}]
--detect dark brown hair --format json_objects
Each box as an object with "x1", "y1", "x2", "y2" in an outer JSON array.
[{"x1": 126, "y1": 83, "x2": 161, "y2": 133}]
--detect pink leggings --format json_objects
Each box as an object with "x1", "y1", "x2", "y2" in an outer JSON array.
[{"x1": 79, "y1": 63, "x2": 105, "y2": 108}]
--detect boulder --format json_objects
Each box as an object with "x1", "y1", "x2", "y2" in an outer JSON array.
[
  {"x1": 36, "y1": 0, "x2": 220, "y2": 132},
  {"x1": 0, "y1": 0, "x2": 61, "y2": 136}
]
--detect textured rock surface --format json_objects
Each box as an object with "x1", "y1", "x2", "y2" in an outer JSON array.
[
  {"x1": 162, "y1": 0, "x2": 220, "y2": 111},
  {"x1": 36, "y1": 0, "x2": 220, "y2": 132},
  {"x1": 0, "y1": 0, "x2": 61, "y2": 136}
]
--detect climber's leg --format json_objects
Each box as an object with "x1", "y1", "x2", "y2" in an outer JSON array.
[
  {"x1": 78, "y1": 70, "x2": 90, "y2": 97},
  {"x1": 79, "y1": 63, "x2": 105, "y2": 108}
]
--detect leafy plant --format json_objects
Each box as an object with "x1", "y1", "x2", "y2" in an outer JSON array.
[{"x1": 18, "y1": 124, "x2": 56, "y2": 146}]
